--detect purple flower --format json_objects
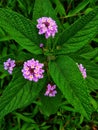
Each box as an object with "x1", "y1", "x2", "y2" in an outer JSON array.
[
  {"x1": 44, "y1": 84, "x2": 57, "y2": 97},
  {"x1": 22, "y1": 58, "x2": 44, "y2": 82},
  {"x1": 77, "y1": 63, "x2": 87, "y2": 79},
  {"x1": 40, "y1": 43, "x2": 44, "y2": 48},
  {"x1": 37, "y1": 17, "x2": 58, "y2": 39},
  {"x1": 4, "y1": 58, "x2": 16, "y2": 74}
]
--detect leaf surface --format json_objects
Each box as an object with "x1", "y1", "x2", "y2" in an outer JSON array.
[
  {"x1": 57, "y1": 8, "x2": 98, "y2": 54},
  {"x1": 0, "y1": 70, "x2": 46, "y2": 119},
  {"x1": 39, "y1": 88, "x2": 62, "y2": 116},
  {"x1": 33, "y1": 0, "x2": 60, "y2": 24},
  {"x1": 0, "y1": 9, "x2": 42, "y2": 54},
  {"x1": 49, "y1": 56, "x2": 93, "y2": 119}
]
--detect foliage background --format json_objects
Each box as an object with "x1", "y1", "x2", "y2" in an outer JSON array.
[{"x1": 0, "y1": 0, "x2": 98, "y2": 130}]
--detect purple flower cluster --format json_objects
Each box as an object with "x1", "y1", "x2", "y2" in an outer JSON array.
[
  {"x1": 22, "y1": 58, "x2": 44, "y2": 82},
  {"x1": 37, "y1": 17, "x2": 58, "y2": 39},
  {"x1": 77, "y1": 63, "x2": 87, "y2": 79},
  {"x1": 4, "y1": 58, "x2": 16, "y2": 74},
  {"x1": 44, "y1": 84, "x2": 57, "y2": 97}
]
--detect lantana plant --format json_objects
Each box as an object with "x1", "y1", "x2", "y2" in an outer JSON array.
[{"x1": 0, "y1": 0, "x2": 98, "y2": 121}]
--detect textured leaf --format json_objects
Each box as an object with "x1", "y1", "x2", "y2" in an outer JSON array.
[
  {"x1": 86, "y1": 77, "x2": 98, "y2": 92},
  {"x1": 39, "y1": 88, "x2": 62, "y2": 116},
  {"x1": 68, "y1": 0, "x2": 89, "y2": 15},
  {"x1": 57, "y1": 8, "x2": 98, "y2": 54},
  {"x1": 80, "y1": 48, "x2": 98, "y2": 60},
  {"x1": 49, "y1": 56, "x2": 93, "y2": 119},
  {"x1": 0, "y1": 70, "x2": 46, "y2": 119},
  {"x1": 33, "y1": 0, "x2": 60, "y2": 26},
  {"x1": 0, "y1": 8, "x2": 42, "y2": 54},
  {"x1": 51, "y1": 0, "x2": 66, "y2": 16}
]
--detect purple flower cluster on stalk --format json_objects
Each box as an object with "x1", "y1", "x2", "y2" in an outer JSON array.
[
  {"x1": 21, "y1": 58, "x2": 44, "y2": 82},
  {"x1": 44, "y1": 84, "x2": 57, "y2": 97},
  {"x1": 4, "y1": 58, "x2": 16, "y2": 74},
  {"x1": 37, "y1": 17, "x2": 58, "y2": 39},
  {"x1": 77, "y1": 63, "x2": 87, "y2": 79}
]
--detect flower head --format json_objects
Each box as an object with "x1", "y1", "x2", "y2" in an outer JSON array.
[
  {"x1": 4, "y1": 58, "x2": 16, "y2": 74},
  {"x1": 44, "y1": 84, "x2": 57, "y2": 97},
  {"x1": 40, "y1": 43, "x2": 44, "y2": 48},
  {"x1": 22, "y1": 58, "x2": 44, "y2": 82},
  {"x1": 37, "y1": 17, "x2": 58, "y2": 39},
  {"x1": 77, "y1": 63, "x2": 87, "y2": 79}
]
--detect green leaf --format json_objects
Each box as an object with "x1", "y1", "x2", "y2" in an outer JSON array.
[
  {"x1": 49, "y1": 56, "x2": 93, "y2": 119},
  {"x1": 39, "y1": 88, "x2": 62, "y2": 116},
  {"x1": 80, "y1": 48, "x2": 98, "y2": 60},
  {"x1": 68, "y1": 0, "x2": 89, "y2": 15},
  {"x1": 13, "y1": 112, "x2": 36, "y2": 124},
  {"x1": 57, "y1": 8, "x2": 98, "y2": 54},
  {"x1": 85, "y1": 63, "x2": 98, "y2": 80},
  {"x1": 0, "y1": 69, "x2": 47, "y2": 119},
  {"x1": 33, "y1": 0, "x2": 60, "y2": 26},
  {"x1": 51, "y1": 0, "x2": 66, "y2": 16},
  {"x1": 85, "y1": 8, "x2": 93, "y2": 14},
  {"x1": 93, "y1": 38, "x2": 98, "y2": 43},
  {"x1": 86, "y1": 77, "x2": 98, "y2": 92},
  {"x1": 0, "y1": 8, "x2": 42, "y2": 54}
]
